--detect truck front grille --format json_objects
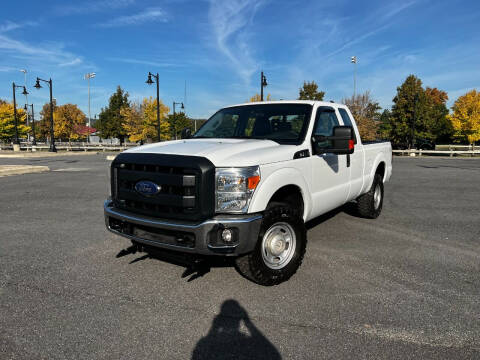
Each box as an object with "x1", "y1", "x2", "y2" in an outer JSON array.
[{"x1": 111, "y1": 153, "x2": 215, "y2": 221}]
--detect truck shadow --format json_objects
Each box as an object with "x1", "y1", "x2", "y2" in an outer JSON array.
[
  {"x1": 116, "y1": 203, "x2": 357, "y2": 282},
  {"x1": 305, "y1": 202, "x2": 357, "y2": 230},
  {"x1": 116, "y1": 243, "x2": 234, "y2": 282},
  {"x1": 192, "y1": 299, "x2": 281, "y2": 360}
]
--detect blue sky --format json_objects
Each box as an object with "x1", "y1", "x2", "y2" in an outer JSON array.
[{"x1": 0, "y1": 0, "x2": 479, "y2": 119}]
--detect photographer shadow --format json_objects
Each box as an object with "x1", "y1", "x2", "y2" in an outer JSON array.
[{"x1": 192, "y1": 299, "x2": 281, "y2": 360}]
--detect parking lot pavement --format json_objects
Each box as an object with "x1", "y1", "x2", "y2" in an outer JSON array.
[{"x1": 0, "y1": 155, "x2": 479, "y2": 359}]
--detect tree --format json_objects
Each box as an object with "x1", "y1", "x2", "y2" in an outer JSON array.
[
  {"x1": 342, "y1": 91, "x2": 381, "y2": 141},
  {"x1": 390, "y1": 75, "x2": 424, "y2": 147},
  {"x1": 248, "y1": 93, "x2": 272, "y2": 102},
  {"x1": 298, "y1": 81, "x2": 325, "y2": 101},
  {"x1": 389, "y1": 75, "x2": 451, "y2": 147},
  {"x1": 37, "y1": 99, "x2": 57, "y2": 141},
  {"x1": 0, "y1": 102, "x2": 30, "y2": 141},
  {"x1": 96, "y1": 86, "x2": 129, "y2": 144},
  {"x1": 53, "y1": 104, "x2": 87, "y2": 142},
  {"x1": 121, "y1": 97, "x2": 170, "y2": 142},
  {"x1": 447, "y1": 90, "x2": 480, "y2": 145},
  {"x1": 378, "y1": 109, "x2": 392, "y2": 140},
  {"x1": 167, "y1": 112, "x2": 192, "y2": 139}
]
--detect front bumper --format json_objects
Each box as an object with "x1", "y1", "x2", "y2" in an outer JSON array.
[{"x1": 104, "y1": 200, "x2": 263, "y2": 256}]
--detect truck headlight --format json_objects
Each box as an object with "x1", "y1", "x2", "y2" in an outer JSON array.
[{"x1": 215, "y1": 166, "x2": 260, "y2": 213}]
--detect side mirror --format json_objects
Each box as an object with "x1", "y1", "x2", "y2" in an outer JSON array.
[
  {"x1": 181, "y1": 128, "x2": 192, "y2": 139},
  {"x1": 312, "y1": 126, "x2": 354, "y2": 155}
]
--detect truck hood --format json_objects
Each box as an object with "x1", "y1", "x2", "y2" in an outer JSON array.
[{"x1": 124, "y1": 138, "x2": 298, "y2": 167}]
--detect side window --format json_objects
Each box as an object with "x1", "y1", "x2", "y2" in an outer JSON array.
[
  {"x1": 338, "y1": 108, "x2": 358, "y2": 143},
  {"x1": 313, "y1": 107, "x2": 339, "y2": 149},
  {"x1": 314, "y1": 108, "x2": 339, "y2": 136}
]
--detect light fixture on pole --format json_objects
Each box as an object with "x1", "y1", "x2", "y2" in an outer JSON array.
[
  {"x1": 12, "y1": 82, "x2": 28, "y2": 147},
  {"x1": 173, "y1": 101, "x2": 184, "y2": 140},
  {"x1": 84, "y1": 72, "x2": 96, "y2": 143},
  {"x1": 260, "y1": 71, "x2": 268, "y2": 101},
  {"x1": 351, "y1": 56, "x2": 357, "y2": 98},
  {"x1": 25, "y1": 104, "x2": 36, "y2": 145},
  {"x1": 145, "y1": 72, "x2": 161, "y2": 142},
  {"x1": 19, "y1": 69, "x2": 29, "y2": 127},
  {"x1": 34, "y1": 77, "x2": 56, "y2": 152}
]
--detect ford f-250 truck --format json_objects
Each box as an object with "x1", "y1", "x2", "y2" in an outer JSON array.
[{"x1": 104, "y1": 101, "x2": 392, "y2": 285}]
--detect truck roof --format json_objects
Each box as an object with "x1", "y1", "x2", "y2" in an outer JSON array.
[{"x1": 225, "y1": 100, "x2": 346, "y2": 108}]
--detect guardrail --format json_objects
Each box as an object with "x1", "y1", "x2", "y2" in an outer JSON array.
[
  {"x1": 393, "y1": 149, "x2": 480, "y2": 157},
  {"x1": 0, "y1": 143, "x2": 138, "y2": 152}
]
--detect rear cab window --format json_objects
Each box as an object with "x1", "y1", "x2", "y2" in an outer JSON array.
[{"x1": 338, "y1": 108, "x2": 358, "y2": 144}]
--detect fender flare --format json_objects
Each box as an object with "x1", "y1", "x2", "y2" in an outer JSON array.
[
  {"x1": 366, "y1": 153, "x2": 387, "y2": 190},
  {"x1": 248, "y1": 167, "x2": 312, "y2": 220}
]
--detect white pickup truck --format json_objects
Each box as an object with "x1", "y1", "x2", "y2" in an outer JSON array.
[{"x1": 105, "y1": 101, "x2": 392, "y2": 285}]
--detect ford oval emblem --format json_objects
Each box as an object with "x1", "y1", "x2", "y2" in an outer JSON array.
[{"x1": 135, "y1": 180, "x2": 161, "y2": 196}]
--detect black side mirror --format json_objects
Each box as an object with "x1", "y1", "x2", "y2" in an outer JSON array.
[
  {"x1": 181, "y1": 128, "x2": 192, "y2": 139},
  {"x1": 312, "y1": 125, "x2": 354, "y2": 155}
]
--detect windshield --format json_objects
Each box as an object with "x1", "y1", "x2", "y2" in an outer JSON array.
[{"x1": 194, "y1": 104, "x2": 313, "y2": 144}]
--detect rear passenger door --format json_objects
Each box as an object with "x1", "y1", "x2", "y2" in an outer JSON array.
[{"x1": 309, "y1": 107, "x2": 351, "y2": 217}]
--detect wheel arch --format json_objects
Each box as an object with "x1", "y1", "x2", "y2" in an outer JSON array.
[{"x1": 248, "y1": 168, "x2": 311, "y2": 220}]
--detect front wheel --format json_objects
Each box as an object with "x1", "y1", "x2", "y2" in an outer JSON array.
[{"x1": 235, "y1": 205, "x2": 307, "y2": 286}]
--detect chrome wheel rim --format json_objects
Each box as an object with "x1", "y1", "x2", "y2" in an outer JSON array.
[
  {"x1": 261, "y1": 222, "x2": 296, "y2": 270},
  {"x1": 374, "y1": 184, "x2": 382, "y2": 209}
]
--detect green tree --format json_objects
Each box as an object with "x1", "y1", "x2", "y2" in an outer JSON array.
[
  {"x1": 167, "y1": 112, "x2": 192, "y2": 139},
  {"x1": 0, "y1": 102, "x2": 30, "y2": 141},
  {"x1": 96, "y1": 86, "x2": 129, "y2": 144},
  {"x1": 342, "y1": 91, "x2": 381, "y2": 141},
  {"x1": 390, "y1": 75, "x2": 451, "y2": 147},
  {"x1": 298, "y1": 81, "x2": 325, "y2": 101},
  {"x1": 378, "y1": 109, "x2": 392, "y2": 139}
]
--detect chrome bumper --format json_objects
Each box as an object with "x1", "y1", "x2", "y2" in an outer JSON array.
[{"x1": 104, "y1": 200, "x2": 263, "y2": 256}]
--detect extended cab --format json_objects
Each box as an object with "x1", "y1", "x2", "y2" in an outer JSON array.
[{"x1": 104, "y1": 101, "x2": 392, "y2": 285}]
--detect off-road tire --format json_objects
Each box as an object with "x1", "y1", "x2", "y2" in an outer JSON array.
[
  {"x1": 356, "y1": 173, "x2": 384, "y2": 219},
  {"x1": 235, "y1": 205, "x2": 307, "y2": 286}
]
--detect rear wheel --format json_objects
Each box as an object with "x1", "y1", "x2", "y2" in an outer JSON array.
[
  {"x1": 355, "y1": 173, "x2": 384, "y2": 219},
  {"x1": 235, "y1": 205, "x2": 307, "y2": 286}
]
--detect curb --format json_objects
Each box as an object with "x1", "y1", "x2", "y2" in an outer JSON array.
[
  {"x1": 0, "y1": 152, "x2": 102, "y2": 158},
  {"x1": 0, "y1": 165, "x2": 50, "y2": 177}
]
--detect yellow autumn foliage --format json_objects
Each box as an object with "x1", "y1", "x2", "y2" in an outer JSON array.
[{"x1": 447, "y1": 90, "x2": 480, "y2": 144}]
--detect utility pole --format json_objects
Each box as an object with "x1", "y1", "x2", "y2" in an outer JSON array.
[
  {"x1": 351, "y1": 56, "x2": 357, "y2": 98},
  {"x1": 84, "y1": 73, "x2": 96, "y2": 143}
]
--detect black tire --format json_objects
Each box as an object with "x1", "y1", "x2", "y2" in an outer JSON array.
[
  {"x1": 235, "y1": 205, "x2": 307, "y2": 286},
  {"x1": 355, "y1": 173, "x2": 384, "y2": 219}
]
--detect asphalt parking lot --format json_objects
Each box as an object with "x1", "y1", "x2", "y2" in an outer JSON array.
[{"x1": 0, "y1": 154, "x2": 479, "y2": 359}]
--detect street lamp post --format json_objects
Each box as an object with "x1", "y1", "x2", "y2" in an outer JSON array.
[
  {"x1": 260, "y1": 71, "x2": 268, "y2": 101},
  {"x1": 146, "y1": 72, "x2": 161, "y2": 142},
  {"x1": 25, "y1": 104, "x2": 36, "y2": 145},
  {"x1": 351, "y1": 56, "x2": 357, "y2": 98},
  {"x1": 20, "y1": 69, "x2": 29, "y2": 132},
  {"x1": 12, "y1": 82, "x2": 28, "y2": 147},
  {"x1": 172, "y1": 101, "x2": 184, "y2": 140},
  {"x1": 84, "y1": 72, "x2": 96, "y2": 143},
  {"x1": 34, "y1": 77, "x2": 56, "y2": 152}
]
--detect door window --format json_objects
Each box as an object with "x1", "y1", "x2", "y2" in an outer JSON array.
[
  {"x1": 313, "y1": 107, "x2": 339, "y2": 149},
  {"x1": 338, "y1": 108, "x2": 358, "y2": 143}
]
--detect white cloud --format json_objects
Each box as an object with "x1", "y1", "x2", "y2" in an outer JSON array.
[
  {"x1": 208, "y1": 0, "x2": 266, "y2": 83},
  {"x1": 0, "y1": 20, "x2": 38, "y2": 33},
  {"x1": 55, "y1": 0, "x2": 136, "y2": 16},
  {"x1": 97, "y1": 7, "x2": 167, "y2": 28},
  {"x1": 59, "y1": 58, "x2": 83, "y2": 67},
  {"x1": 106, "y1": 57, "x2": 182, "y2": 67}
]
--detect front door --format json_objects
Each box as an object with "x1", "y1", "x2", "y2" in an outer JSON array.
[{"x1": 309, "y1": 107, "x2": 351, "y2": 217}]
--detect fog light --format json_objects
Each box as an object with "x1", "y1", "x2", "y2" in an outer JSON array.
[{"x1": 221, "y1": 228, "x2": 233, "y2": 243}]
